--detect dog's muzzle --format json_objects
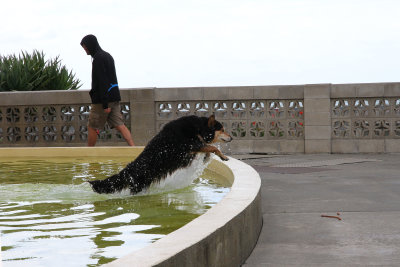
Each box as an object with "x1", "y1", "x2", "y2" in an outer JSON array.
[{"x1": 220, "y1": 135, "x2": 233, "y2": 142}]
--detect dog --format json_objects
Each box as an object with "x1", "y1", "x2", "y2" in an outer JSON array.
[{"x1": 88, "y1": 115, "x2": 232, "y2": 195}]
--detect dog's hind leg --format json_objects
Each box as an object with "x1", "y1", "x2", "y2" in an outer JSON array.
[
  {"x1": 88, "y1": 174, "x2": 127, "y2": 194},
  {"x1": 199, "y1": 145, "x2": 229, "y2": 161}
]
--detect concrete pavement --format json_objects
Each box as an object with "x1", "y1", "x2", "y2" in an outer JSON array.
[{"x1": 234, "y1": 153, "x2": 400, "y2": 267}]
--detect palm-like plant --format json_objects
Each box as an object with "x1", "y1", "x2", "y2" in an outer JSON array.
[{"x1": 0, "y1": 50, "x2": 81, "y2": 91}]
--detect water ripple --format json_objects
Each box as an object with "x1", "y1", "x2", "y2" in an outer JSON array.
[{"x1": 0, "y1": 157, "x2": 229, "y2": 266}]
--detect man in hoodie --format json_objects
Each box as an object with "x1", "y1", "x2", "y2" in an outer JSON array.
[{"x1": 80, "y1": 34, "x2": 134, "y2": 146}]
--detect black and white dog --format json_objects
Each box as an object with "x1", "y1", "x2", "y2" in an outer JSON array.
[{"x1": 89, "y1": 115, "x2": 232, "y2": 195}]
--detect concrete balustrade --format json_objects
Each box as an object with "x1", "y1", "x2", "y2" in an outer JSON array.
[{"x1": 1, "y1": 83, "x2": 400, "y2": 153}]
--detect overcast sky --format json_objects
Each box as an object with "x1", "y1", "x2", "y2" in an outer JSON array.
[{"x1": 1, "y1": 0, "x2": 400, "y2": 89}]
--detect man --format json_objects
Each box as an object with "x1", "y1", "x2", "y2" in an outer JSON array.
[{"x1": 80, "y1": 34, "x2": 134, "y2": 146}]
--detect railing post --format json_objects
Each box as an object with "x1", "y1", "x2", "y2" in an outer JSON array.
[
  {"x1": 129, "y1": 88, "x2": 156, "y2": 146},
  {"x1": 304, "y1": 84, "x2": 332, "y2": 153}
]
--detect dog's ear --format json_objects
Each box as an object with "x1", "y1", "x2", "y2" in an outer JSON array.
[{"x1": 208, "y1": 114, "x2": 216, "y2": 128}]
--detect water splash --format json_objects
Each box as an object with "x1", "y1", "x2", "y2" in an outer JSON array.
[
  {"x1": 215, "y1": 142, "x2": 232, "y2": 156},
  {"x1": 140, "y1": 153, "x2": 212, "y2": 195}
]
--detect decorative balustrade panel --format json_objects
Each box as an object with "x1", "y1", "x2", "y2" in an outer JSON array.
[
  {"x1": 156, "y1": 100, "x2": 304, "y2": 140},
  {"x1": 0, "y1": 103, "x2": 131, "y2": 146},
  {"x1": 2, "y1": 85, "x2": 399, "y2": 151},
  {"x1": 331, "y1": 98, "x2": 400, "y2": 139}
]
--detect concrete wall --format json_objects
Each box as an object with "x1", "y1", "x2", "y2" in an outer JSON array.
[
  {"x1": 330, "y1": 83, "x2": 400, "y2": 153},
  {"x1": 1, "y1": 83, "x2": 400, "y2": 153}
]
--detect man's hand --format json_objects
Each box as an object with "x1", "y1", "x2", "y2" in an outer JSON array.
[{"x1": 104, "y1": 108, "x2": 111, "y2": 113}]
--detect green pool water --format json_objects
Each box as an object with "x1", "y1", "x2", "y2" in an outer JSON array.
[{"x1": 0, "y1": 157, "x2": 230, "y2": 266}]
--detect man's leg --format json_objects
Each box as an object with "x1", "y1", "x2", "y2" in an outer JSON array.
[
  {"x1": 88, "y1": 126, "x2": 98, "y2": 146},
  {"x1": 115, "y1": 124, "x2": 135, "y2": 146},
  {"x1": 88, "y1": 104, "x2": 105, "y2": 147}
]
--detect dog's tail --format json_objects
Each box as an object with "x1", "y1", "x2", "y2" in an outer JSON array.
[{"x1": 88, "y1": 174, "x2": 127, "y2": 194}]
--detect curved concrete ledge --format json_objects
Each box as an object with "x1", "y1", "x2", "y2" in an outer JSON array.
[
  {"x1": 0, "y1": 147, "x2": 262, "y2": 267},
  {"x1": 107, "y1": 156, "x2": 262, "y2": 267}
]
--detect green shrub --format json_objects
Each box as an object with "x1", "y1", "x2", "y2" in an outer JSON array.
[{"x1": 0, "y1": 50, "x2": 81, "y2": 91}]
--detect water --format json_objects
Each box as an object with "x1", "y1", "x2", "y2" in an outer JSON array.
[{"x1": 0, "y1": 156, "x2": 229, "y2": 266}]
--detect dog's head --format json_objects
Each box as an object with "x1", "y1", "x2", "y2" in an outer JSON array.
[{"x1": 202, "y1": 115, "x2": 232, "y2": 144}]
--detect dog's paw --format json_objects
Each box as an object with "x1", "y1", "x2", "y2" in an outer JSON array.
[{"x1": 219, "y1": 156, "x2": 229, "y2": 161}]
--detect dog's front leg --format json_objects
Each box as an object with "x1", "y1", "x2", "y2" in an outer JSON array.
[
  {"x1": 199, "y1": 145, "x2": 229, "y2": 161},
  {"x1": 203, "y1": 152, "x2": 211, "y2": 162}
]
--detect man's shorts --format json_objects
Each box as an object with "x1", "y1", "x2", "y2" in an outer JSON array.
[{"x1": 88, "y1": 102, "x2": 125, "y2": 130}]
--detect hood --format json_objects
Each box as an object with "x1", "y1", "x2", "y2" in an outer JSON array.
[{"x1": 80, "y1": 34, "x2": 101, "y2": 56}]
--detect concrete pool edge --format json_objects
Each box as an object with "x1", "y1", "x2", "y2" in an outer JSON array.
[
  {"x1": 0, "y1": 147, "x2": 262, "y2": 266},
  {"x1": 0, "y1": 147, "x2": 143, "y2": 158},
  {"x1": 106, "y1": 153, "x2": 262, "y2": 266}
]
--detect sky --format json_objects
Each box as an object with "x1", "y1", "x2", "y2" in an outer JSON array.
[{"x1": 1, "y1": 0, "x2": 400, "y2": 90}]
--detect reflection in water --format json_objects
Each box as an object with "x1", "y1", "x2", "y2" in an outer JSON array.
[{"x1": 0, "y1": 157, "x2": 229, "y2": 266}]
